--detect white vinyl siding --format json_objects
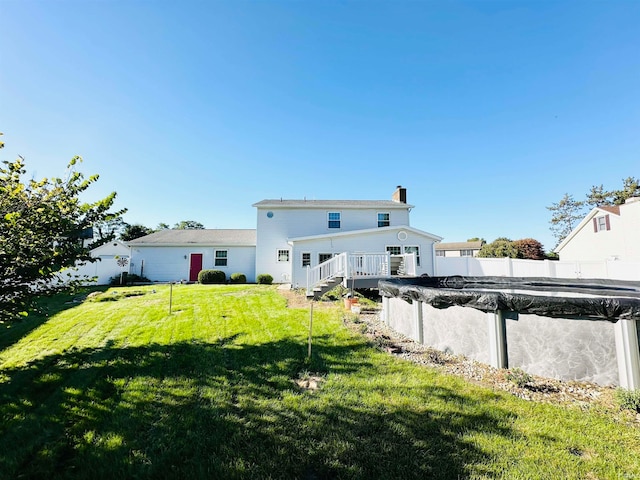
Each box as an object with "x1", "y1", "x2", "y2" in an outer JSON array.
[{"x1": 130, "y1": 245, "x2": 255, "y2": 283}]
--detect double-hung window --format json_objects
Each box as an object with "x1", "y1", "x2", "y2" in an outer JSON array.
[
  {"x1": 377, "y1": 212, "x2": 390, "y2": 227},
  {"x1": 277, "y1": 249, "x2": 290, "y2": 262},
  {"x1": 328, "y1": 212, "x2": 341, "y2": 229},
  {"x1": 302, "y1": 252, "x2": 311, "y2": 267},
  {"x1": 214, "y1": 250, "x2": 228, "y2": 266},
  {"x1": 594, "y1": 215, "x2": 610, "y2": 232}
]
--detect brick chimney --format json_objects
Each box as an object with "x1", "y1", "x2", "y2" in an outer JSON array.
[{"x1": 392, "y1": 185, "x2": 407, "y2": 204}]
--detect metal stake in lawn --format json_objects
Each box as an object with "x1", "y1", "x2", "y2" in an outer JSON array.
[
  {"x1": 308, "y1": 301, "x2": 313, "y2": 359},
  {"x1": 169, "y1": 282, "x2": 173, "y2": 314}
]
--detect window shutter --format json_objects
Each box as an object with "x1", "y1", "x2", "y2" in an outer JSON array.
[
  {"x1": 605, "y1": 214, "x2": 610, "y2": 231},
  {"x1": 593, "y1": 218, "x2": 598, "y2": 232}
]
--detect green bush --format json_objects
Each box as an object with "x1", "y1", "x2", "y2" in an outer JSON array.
[
  {"x1": 616, "y1": 388, "x2": 640, "y2": 412},
  {"x1": 198, "y1": 270, "x2": 226, "y2": 284},
  {"x1": 257, "y1": 273, "x2": 273, "y2": 285},
  {"x1": 230, "y1": 273, "x2": 246, "y2": 284}
]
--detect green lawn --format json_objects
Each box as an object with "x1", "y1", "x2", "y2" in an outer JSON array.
[{"x1": 1, "y1": 284, "x2": 638, "y2": 479}]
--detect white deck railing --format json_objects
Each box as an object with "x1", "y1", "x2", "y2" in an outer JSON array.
[
  {"x1": 306, "y1": 252, "x2": 418, "y2": 295},
  {"x1": 306, "y1": 252, "x2": 347, "y2": 296}
]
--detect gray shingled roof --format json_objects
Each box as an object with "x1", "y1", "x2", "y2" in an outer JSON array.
[
  {"x1": 435, "y1": 241, "x2": 484, "y2": 251},
  {"x1": 127, "y1": 229, "x2": 256, "y2": 246},
  {"x1": 252, "y1": 199, "x2": 413, "y2": 208}
]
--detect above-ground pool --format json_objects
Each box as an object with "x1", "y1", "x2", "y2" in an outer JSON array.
[{"x1": 379, "y1": 276, "x2": 640, "y2": 389}]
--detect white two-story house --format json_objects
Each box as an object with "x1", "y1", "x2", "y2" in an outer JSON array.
[
  {"x1": 126, "y1": 186, "x2": 442, "y2": 293},
  {"x1": 555, "y1": 196, "x2": 640, "y2": 262},
  {"x1": 253, "y1": 186, "x2": 442, "y2": 292}
]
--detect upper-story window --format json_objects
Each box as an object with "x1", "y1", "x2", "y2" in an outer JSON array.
[
  {"x1": 593, "y1": 214, "x2": 610, "y2": 232},
  {"x1": 461, "y1": 249, "x2": 474, "y2": 257},
  {"x1": 377, "y1": 212, "x2": 390, "y2": 227},
  {"x1": 328, "y1": 212, "x2": 341, "y2": 229}
]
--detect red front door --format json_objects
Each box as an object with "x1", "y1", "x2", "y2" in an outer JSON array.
[{"x1": 189, "y1": 253, "x2": 203, "y2": 282}]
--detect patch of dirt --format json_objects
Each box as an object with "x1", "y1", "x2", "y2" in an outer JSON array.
[
  {"x1": 277, "y1": 287, "x2": 335, "y2": 310},
  {"x1": 277, "y1": 288, "x2": 639, "y2": 424}
]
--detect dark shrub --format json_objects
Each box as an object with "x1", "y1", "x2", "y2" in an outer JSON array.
[
  {"x1": 109, "y1": 273, "x2": 151, "y2": 286},
  {"x1": 198, "y1": 269, "x2": 226, "y2": 284},
  {"x1": 230, "y1": 273, "x2": 246, "y2": 284},
  {"x1": 256, "y1": 273, "x2": 273, "y2": 285}
]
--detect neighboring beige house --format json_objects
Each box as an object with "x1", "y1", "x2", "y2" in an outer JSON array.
[
  {"x1": 555, "y1": 197, "x2": 640, "y2": 261},
  {"x1": 435, "y1": 240, "x2": 483, "y2": 258}
]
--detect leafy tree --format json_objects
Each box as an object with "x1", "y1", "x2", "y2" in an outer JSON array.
[
  {"x1": 120, "y1": 223, "x2": 154, "y2": 241},
  {"x1": 156, "y1": 222, "x2": 170, "y2": 230},
  {"x1": 585, "y1": 184, "x2": 612, "y2": 208},
  {"x1": 91, "y1": 216, "x2": 126, "y2": 247},
  {"x1": 476, "y1": 238, "x2": 519, "y2": 258},
  {"x1": 546, "y1": 193, "x2": 584, "y2": 246},
  {"x1": 174, "y1": 220, "x2": 205, "y2": 230},
  {"x1": 0, "y1": 149, "x2": 125, "y2": 320},
  {"x1": 512, "y1": 238, "x2": 546, "y2": 260},
  {"x1": 611, "y1": 176, "x2": 640, "y2": 205}
]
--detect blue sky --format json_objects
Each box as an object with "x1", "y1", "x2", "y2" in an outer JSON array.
[{"x1": 2, "y1": 0, "x2": 639, "y2": 252}]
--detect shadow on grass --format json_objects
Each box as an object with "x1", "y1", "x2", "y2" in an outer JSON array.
[
  {"x1": 0, "y1": 334, "x2": 516, "y2": 479},
  {"x1": 0, "y1": 287, "x2": 109, "y2": 352}
]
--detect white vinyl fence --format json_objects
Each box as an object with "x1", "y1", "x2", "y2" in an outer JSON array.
[
  {"x1": 435, "y1": 257, "x2": 640, "y2": 281},
  {"x1": 67, "y1": 255, "x2": 130, "y2": 285}
]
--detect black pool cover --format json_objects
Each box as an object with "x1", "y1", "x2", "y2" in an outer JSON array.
[{"x1": 379, "y1": 276, "x2": 640, "y2": 321}]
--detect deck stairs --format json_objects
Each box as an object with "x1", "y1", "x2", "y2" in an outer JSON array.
[{"x1": 306, "y1": 276, "x2": 344, "y2": 300}]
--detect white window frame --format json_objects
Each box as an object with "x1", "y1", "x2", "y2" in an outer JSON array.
[
  {"x1": 277, "y1": 249, "x2": 290, "y2": 262},
  {"x1": 327, "y1": 211, "x2": 341, "y2": 229},
  {"x1": 301, "y1": 252, "x2": 311, "y2": 267},
  {"x1": 595, "y1": 215, "x2": 608, "y2": 232},
  {"x1": 214, "y1": 249, "x2": 228, "y2": 267},
  {"x1": 435, "y1": 250, "x2": 445, "y2": 257},
  {"x1": 377, "y1": 212, "x2": 390, "y2": 228},
  {"x1": 318, "y1": 253, "x2": 333, "y2": 264},
  {"x1": 460, "y1": 249, "x2": 474, "y2": 257},
  {"x1": 386, "y1": 245, "x2": 402, "y2": 256}
]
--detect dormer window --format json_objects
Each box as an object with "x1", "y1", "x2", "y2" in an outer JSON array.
[
  {"x1": 377, "y1": 212, "x2": 390, "y2": 227},
  {"x1": 328, "y1": 212, "x2": 341, "y2": 229},
  {"x1": 593, "y1": 214, "x2": 610, "y2": 232}
]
